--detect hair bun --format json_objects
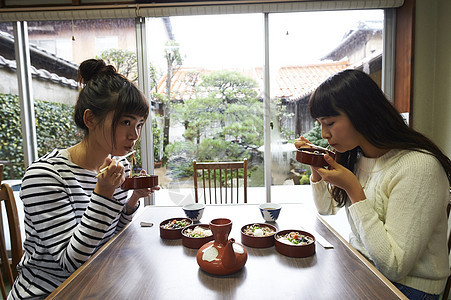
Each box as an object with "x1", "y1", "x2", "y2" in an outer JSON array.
[{"x1": 77, "y1": 59, "x2": 117, "y2": 84}]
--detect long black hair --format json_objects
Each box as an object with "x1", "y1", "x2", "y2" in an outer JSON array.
[
  {"x1": 74, "y1": 59, "x2": 149, "y2": 148},
  {"x1": 309, "y1": 69, "x2": 451, "y2": 206}
]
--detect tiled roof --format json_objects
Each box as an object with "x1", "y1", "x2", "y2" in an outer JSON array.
[
  {"x1": 154, "y1": 60, "x2": 350, "y2": 101},
  {"x1": 0, "y1": 55, "x2": 78, "y2": 89},
  {"x1": 0, "y1": 30, "x2": 79, "y2": 80},
  {"x1": 321, "y1": 20, "x2": 382, "y2": 61},
  {"x1": 253, "y1": 61, "x2": 350, "y2": 100}
]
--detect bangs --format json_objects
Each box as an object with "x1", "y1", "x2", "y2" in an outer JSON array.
[
  {"x1": 118, "y1": 84, "x2": 149, "y2": 120},
  {"x1": 308, "y1": 87, "x2": 341, "y2": 119}
]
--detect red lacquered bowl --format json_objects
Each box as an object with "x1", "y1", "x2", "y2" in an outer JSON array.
[
  {"x1": 160, "y1": 218, "x2": 193, "y2": 239},
  {"x1": 296, "y1": 148, "x2": 335, "y2": 167},
  {"x1": 275, "y1": 229, "x2": 315, "y2": 258},
  {"x1": 121, "y1": 175, "x2": 158, "y2": 190},
  {"x1": 240, "y1": 223, "x2": 277, "y2": 248},
  {"x1": 182, "y1": 224, "x2": 214, "y2": 249}
]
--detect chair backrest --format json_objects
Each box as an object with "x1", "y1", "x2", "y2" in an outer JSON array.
[
  {"x1": 0, "y1": 164, "x2": 23, "y2": 292},
  {"x1": 193, "y1": 159, "x2": 247, "y2": 204}
]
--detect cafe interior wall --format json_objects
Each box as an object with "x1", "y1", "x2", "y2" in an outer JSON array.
[{"x1": 413, "y1": 0, "x2": 451, "y2": 158}]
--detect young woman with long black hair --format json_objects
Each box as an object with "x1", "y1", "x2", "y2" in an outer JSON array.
[{"x1": 295, "y1": 69, "x2": 451, "y2": 299}]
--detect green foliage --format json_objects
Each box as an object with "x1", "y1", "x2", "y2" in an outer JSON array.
[
  {"x1": 165, "y1": 141, "x2": 196, "y2": 178},
  {"x1": 152, "y1": 117, "x2": 162, "y2": 161},
  {"x1": 0, "y1": 94, "x2": 24, "y2": 179},
  {"x1": 302, "y1": 122, "x2": 329, "y2": 148},
  {"x1": 173, "y1": 70, "x2": 263, "y2": 148},
  {"x1": 271, "y1": 97, "x2": 295, "y2": 140},
  {"x1": 300, "y1": 174, "x2": 310, "y2": 185},
  {"x1": 0, "y1": 93, "x2": 81, "y2": 179},
  {"x1": 200, "y1": 70, "x2": 257, "y2": 101},
  {"x1": 97, "y1": 48, "x2": 138, "y2": 82},
  {"x1": 166, "y1": 71, "x2": 261, "y2": 180},
  {"x1": 166, "y1": 138, "x2": 249, "y2": 180},
  {"x1": 35, "y1": 100, "x2": 82, "y2": 157},
  {"x1": 164, "y1": 40, "x2": 184, "y2": 70}
]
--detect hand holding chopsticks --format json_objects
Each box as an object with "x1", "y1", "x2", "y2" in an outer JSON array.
[{"x1": 95, "y1": 150, "x2": 136, "y2": 178}]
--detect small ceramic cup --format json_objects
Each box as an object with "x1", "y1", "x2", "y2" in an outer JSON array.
[
  {"x1": 183, "y1": 203, "x2": 206, "y2": 222},
  {"x1": 259, "y1": 203, "x2": 282, "y2": 222}
]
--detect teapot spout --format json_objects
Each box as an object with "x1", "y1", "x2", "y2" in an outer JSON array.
[{"x1": 222, "y1": 238, "x2": 237, "y2": 269}]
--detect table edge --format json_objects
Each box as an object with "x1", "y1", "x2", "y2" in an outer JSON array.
[
  {"x1": 316, "y1": 213, "x2": 408, "y2": 300},
  {"x1": 45, "y1": 222, "x2": 132, "y2": 299}
]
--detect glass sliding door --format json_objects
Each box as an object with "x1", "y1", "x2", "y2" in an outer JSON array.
[
  {"x1": 146, "y1": 14, "x2": 264, "y2": 205},
  {"x1": 268, "y1": 10, "x2": 384, "y2": 203}
]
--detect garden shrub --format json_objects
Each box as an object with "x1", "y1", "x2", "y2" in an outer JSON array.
[{"x1": 0, "y1": 93, "x2": 81, "y2": 179}]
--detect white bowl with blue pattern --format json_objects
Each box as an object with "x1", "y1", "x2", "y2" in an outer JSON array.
[
  {"x1": 183, "y1": 203, "x2": 206, "y2": 222},
  {"x1": 259, "y1": 203, "x2": 282, "y2": 222}
]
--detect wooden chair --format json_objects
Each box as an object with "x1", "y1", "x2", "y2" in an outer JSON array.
[
  {"x1": 0, "y1": 164, "x2": 23, "y2": 298},
  {"x1": 193, "y1": 159, "x2": 247, "y2": 204}
]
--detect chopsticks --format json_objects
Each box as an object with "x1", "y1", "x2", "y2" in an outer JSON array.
[
  {"x1": 300, "y1": 226, "x2": 334, "y2": 249},
  {"x1": 95, "y1": 150, "x2": 136, "y2": 178},
  {"x1": 305, "y1": 143, "x2": 332, "y2": 152}
]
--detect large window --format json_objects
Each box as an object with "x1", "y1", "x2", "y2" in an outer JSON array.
[
  {"x1": 145, "y1": 10, "x2": 384, "y2": 205},
  {"x1": 0, "y1": 7, "x2": 387, "y2": 206}
]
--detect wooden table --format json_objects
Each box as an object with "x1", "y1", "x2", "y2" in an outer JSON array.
[{"x1": 47, "y1": 203, "x2": 407, "y2": 299}]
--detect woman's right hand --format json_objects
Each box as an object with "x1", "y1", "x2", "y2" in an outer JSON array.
[{"x1": 95, "y1": 156, "x2": 125, "y2": 199}]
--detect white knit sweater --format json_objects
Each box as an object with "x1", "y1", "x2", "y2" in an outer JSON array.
[
  {"x1": 312, "y1": 149, "x2": 450, "y2": 295},
  {"x1": 9, "y1": 149, "x2": 137, "y2": 299}
]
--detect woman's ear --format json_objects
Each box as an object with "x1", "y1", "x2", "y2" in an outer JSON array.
[{"x1": 83, "y1": 109, "x2": 96, "y2": 129}]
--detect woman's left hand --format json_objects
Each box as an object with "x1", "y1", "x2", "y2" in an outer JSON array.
[
  {"x1": 125, "y1": 170, "x2": 160, "y2": 213},
  {"x1": 313, "y1": 155, "x2": 366, "y2": 203}
]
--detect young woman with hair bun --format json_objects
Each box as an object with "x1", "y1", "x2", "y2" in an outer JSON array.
[
  {"x1": 9, "y1": 59, "x2": 159, "y2": 299},
  {"x1": 295, "y1": 69, "x2": 451, "y2": 300}
]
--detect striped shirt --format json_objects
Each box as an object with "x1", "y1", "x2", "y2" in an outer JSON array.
[{"x1": 9, "y1": 149, "x2": 136, "y2": 299}]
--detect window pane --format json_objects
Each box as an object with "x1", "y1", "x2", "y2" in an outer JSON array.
[
  {"x1": 23, "y1": 19, "x2": 137, "y2": 176},
  {"x1": 146, "y1": 14, "x2": 264, "y2": 205},
  {"x1": 268, "y1": 10, "x2": 384, "y2": 202}
]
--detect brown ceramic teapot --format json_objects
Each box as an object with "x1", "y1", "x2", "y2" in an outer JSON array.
[{"x1": 196, "y1": 218, "x2": 247, "y2": 275}]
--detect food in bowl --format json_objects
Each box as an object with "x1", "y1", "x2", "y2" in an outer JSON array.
[
  {"x1": 240, "y1": 223, "x2": 277, "y2": 248},
  {"x1": 184, "y1": 225, "x2": 212, "y2": 238},
  {"x1": 182, "y1": 224, "x2": 214, "y2": 249},
  {"x1": 277, "y1": 231, "x2": 314, "y2": 246},
  {"x1": 274, "y1": 229, "x2": 315, "y2": 258},
  {"x1": 161, "y1": 219, "x2": 190, "y2": 229},
  {"x1": 159, "y1": 217, "x2": 193, "y2": 239},
  {"x1": 242, "y1": 224, "x2": 276, "y2": 237}
]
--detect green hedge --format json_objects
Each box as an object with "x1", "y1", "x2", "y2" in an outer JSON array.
[{"x1": 0, "y1": 93, "x2": 81, "y2": 180}]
